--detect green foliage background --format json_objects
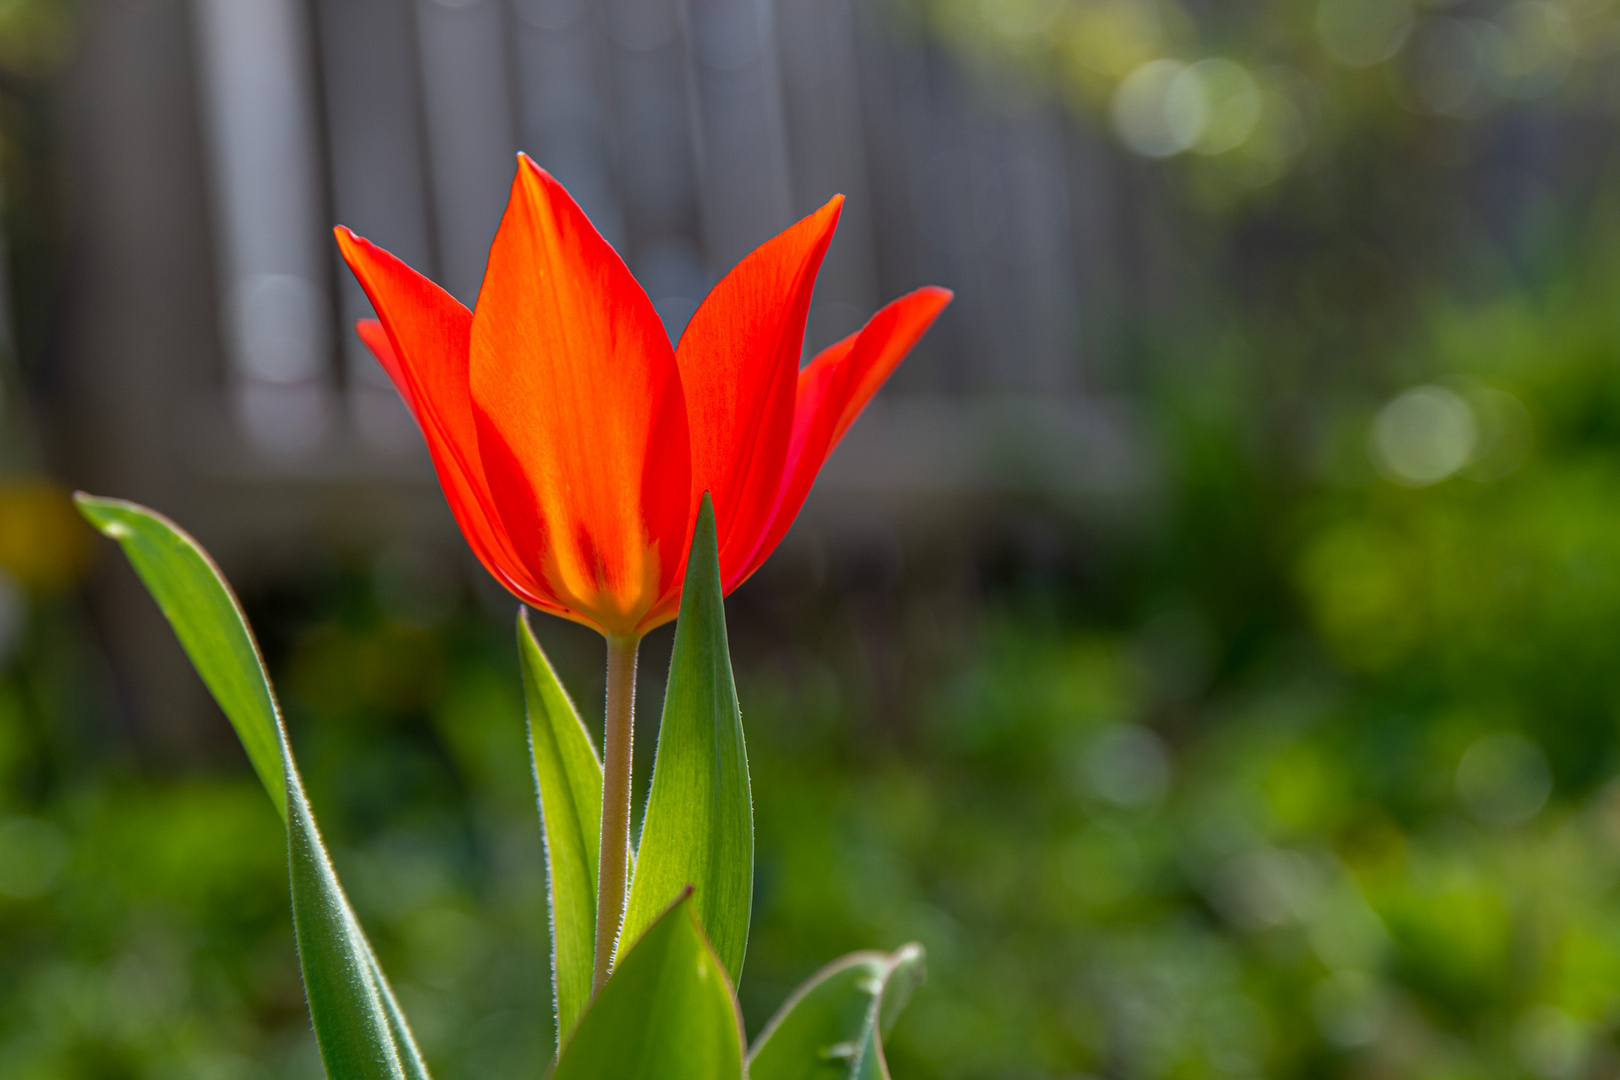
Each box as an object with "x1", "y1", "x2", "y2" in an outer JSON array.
[
  {"x1": 14, "y1": 244, "x2": 1620, "y2": 1076},
  {"x1": 10, "y1": 0, "x2": 1620, "y2": 1077}
]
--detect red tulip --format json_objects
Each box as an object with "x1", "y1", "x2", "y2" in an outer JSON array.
[{"x1": 336, "y1": 154, "x2": 949, "y2": 640}]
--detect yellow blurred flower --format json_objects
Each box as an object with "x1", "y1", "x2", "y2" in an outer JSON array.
[{"x1": 0, "y1": 478, "x2": 91, "y2": 589}]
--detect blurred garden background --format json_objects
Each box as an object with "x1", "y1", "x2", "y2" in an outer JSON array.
[{"x1": 7, "y1": 0, "x2": 1620, "y2": 1077}]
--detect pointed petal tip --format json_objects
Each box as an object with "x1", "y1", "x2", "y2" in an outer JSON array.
[
  {"x1": 332, "y1": 226, "x2": 382, "y2": 275},
  {"x1": 332, "y1": 225, "x2": 371, "y2": 257},
  {"x1": 516, "y1": 152, "x2": 559, "y2": 190},
  {"x1": 886, "y1": 284, "x2": 954, "y2": 326},
  {"x1": 354, "y1": 317, "x2": 386, "y2": 348},
  {"x1": 510, "y1": 155, "x2": 595, "y2": 226},
  {"x1": 813, "y1": 193, "x2": 845, "y2": 233}
]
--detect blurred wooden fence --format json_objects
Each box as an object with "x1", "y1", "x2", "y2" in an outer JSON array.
[{"x1": 57, "y1": 0, "x2": 1146, "y2": 559}]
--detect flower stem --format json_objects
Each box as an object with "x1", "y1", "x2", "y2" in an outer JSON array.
[{"x1": 593, "y1": 633, "x2": 640, "y2": 993}]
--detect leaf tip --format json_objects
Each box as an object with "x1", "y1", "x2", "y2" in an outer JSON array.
[{"x1": 72, "y1": 492, "x2": 130, "y2": 539}]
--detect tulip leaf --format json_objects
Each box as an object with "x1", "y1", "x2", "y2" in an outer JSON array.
[
  {"x1": 747, "y1": 944, "x2": 926, "y2": 1080},
  {"x1": 74, "y1": 495, "x2": 286, "y2": 821},
  {"x1": 75, "y1": 494, "x2": 432, "y2": 1080},
  {"x1": 517, "y1": 611, "x2": 604, "y2": 1052},
  {"x1": 551, "y1": 889, "x2": 745, "y2": 1080},
  {"x1": 621, "y1": 493, "x2": 753, "y2": 983}
]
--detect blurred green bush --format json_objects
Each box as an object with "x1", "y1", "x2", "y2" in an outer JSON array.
[
  {"x1": 9, "y1": 0, "x2": 1620, "y2": 1076},
  {"x1": 12, "y1": 232, "x2": 1620, "y2": 1078}
]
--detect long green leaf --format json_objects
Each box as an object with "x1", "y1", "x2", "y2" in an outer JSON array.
[
  {"x1": 621, "y1": 494, "x2": 753, "y2": 982},
  {"x1": 75, "y1": 495, "x2": 286, "y2": 820},
  {"x1": 517, "y1": 611, "x2": 604, "y2": 1052},
  {"x1": 551, "y1": 889, "x2": 745, "y2": 1080},
  {"x1": 76, "y1": 494, "x2": 431, "y2": 1080},
  {"x1": 747, "y1": 944, "x2": 926, "y2": 1080}
]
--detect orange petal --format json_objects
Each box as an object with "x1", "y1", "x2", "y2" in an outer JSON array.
[
  {"x1": 355, "y1": 319, "x2": 416, "y2": 412},
  {"x1": 676, "y1": 196, "x2": 843, "y2": 587},
  {"x1": 731, "y1": 286, "x2": 953, "y2": 588},
  {"x1": 337, "y1": 232, "x2": 564, "y2": 616},
  {"x1": 823, "y1": 287, "x2": 954, "y2": 445},
  {"x1": 470, "y1": 155, "x2": 691, "y2": 637}
]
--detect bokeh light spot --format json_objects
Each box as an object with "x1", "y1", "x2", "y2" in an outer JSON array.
[
  {"x1": 1370, "y1": 385, "x2": 1478, "y2": 486},
  {"x1": 1082, "y1": 723, "x2": 1172, "y2": 807},
  {"x1": 1176, "y1": 59, "x2": 1262, "y2": 155},
  {"x1": 1456, "y1": 732, "x2": 1551, "y2": 826},
  {"x1": 1112, "y1": 59, "x2": 1204, "y2": 158},
  {"x1": 1317, "y1": 0, "x2": 1414, "y2": 67},
  {"x1": 1485, "y1": 2, "x2": 1575, "y2": 99}
]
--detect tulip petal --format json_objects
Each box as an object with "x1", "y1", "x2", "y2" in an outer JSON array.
[
  {"x1": 354, "y1": 319, "x2": 416, "y2": 413},
  {"x1": 470, "y1": 155, "x2": 691, "y2": 637},
  {"x1": 676, "y1": 197, "x2": 843, "y2": 591},
  {"x1": 820, "y1": 286, "x2": 954, "y2": 447},
  {"x1": 733, "y1": 286, "x2": 952, "y2": 587},
  {"x1": 336, "y1": 230, "x2": 563, "y2": 616}
]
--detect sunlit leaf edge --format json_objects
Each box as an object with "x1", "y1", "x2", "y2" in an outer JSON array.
[
  {"x1": 622, "y1": 493, "x2": 753, "y2": 983},
  {"x1": 75, "y1": 493, "x2": 433, "y2": 1080},
  {"x1": 518, "y1": 609, "x2": 605, "y2": 1054},
  {"x1": 747, "y1": 942, "x2": 926, "y2": 1080}
]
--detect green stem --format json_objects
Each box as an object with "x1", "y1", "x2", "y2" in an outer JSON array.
[{"x1": 593, "y1": 633, "x2": 640, "y2": 993}]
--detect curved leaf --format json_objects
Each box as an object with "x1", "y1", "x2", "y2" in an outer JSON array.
[
  {"x1": 75, "y1": 495, "x2": 286, "y2": 820},
  {"x1": 621, "y1": 494, "x2": 753, "y2": 982},
  {"x1": 518, "y1": 611, "x2": 604, "y2": 1051},
  {"x1": 551, "y1": 889, "x2": 745, "y2": 1079},
  {"x1": 747, "y1": 943, "x2": 926, "y2": 1080},
  {"x1": 76, "y1": 494, "x2": 431, "y2": 1080}
]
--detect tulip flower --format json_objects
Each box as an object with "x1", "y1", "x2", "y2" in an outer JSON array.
[
  {"x1": 335, "y1": 153, "x2": 949, "y2": 643},
  {"x1": 336, "y1": 153, "x2": 949, "y2": 990}
]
